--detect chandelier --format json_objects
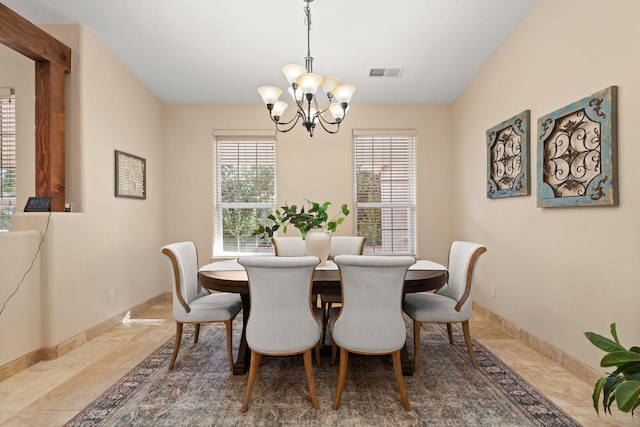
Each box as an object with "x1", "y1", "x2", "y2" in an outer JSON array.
[{"x1": 257, "y1": 0, "x2": 355, "y2": 137}]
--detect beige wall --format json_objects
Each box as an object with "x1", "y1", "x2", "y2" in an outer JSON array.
[
  {"x1": 0, "y1": 24, "x2": 167, "y2": 364},
  {"x1": 163, "y1": 103, "x2": 453, "y2": 266},
  {"x1": 451, "y1": 0, "x2": 640, "y2": 369}
]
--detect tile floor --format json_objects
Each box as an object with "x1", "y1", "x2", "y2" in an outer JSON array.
[{"x1": 0, "y1": 300, "x2": 636, "y2": 426}]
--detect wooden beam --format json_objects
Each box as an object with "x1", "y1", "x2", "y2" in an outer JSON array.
[
  {"x1": 0, "y1": 3, "x2": 71, "y2": 212},
  {"x1": 35, "y1": 62, "x2": 66, "y2": 211},
  {"x1": 0, "y1": 3, "x2": 71, "y2": 72}
]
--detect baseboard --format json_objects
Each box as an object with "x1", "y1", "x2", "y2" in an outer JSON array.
[
  {"x1": 0, "y1": 292, "x2": 171, "y2": 382},
  {"x1": 472, "y1": 302, "x2": 601, "y2": 386}
]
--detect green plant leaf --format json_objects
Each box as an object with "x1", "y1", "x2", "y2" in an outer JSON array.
[
  {"x1": 610, "y1": 323, "x2": 621, "y2": 345},
  {"x1": 616, "y1": 380, "x2": 640, "y2": 413},
  {"x1": 601, "y1": 351, "x2": 640, "y2": 368},
  {"x1": 593, "y1": 377, "x2": 606, "y2": 415},
  {"x1": 585, "y1": 331, "x2": 626, "y2": 353},
  {"x1": 602, "y1": 376, "x2": 623, "y2": 415}
]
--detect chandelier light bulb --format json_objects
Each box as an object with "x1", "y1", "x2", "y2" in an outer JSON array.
[
  {"x1": 296, "y1": 73, "x2": 323, "y2": 96},
  {"x1": 271, "y1": 100, "x2": 288, "y2": 119},
  {"x1": 257, "y1": 86, "x2": 283, "y2": 105},
  {"x1": 331, "y1": 84, "x2": 356, "y2": 104},
  {"x1": 282, "y1": 64, "x2": 307, "y2": 85},
  {"x1": 329, "y1": 103, "x2": 345, "y2": 121},
  {"x1": 321, "y1": 76, "x2": 341, "y2": 96}
]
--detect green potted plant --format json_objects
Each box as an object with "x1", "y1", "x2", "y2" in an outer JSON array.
[
  {"x1": 584, "y1": 323, "x2": 640, "y2": 416},
  {"x1": 252, "y1": 200, "x2": 349, "y2": 239}
]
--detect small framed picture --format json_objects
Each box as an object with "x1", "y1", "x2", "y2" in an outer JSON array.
[{"x1": 115, "y1": 150, "x2": 146, "y2": 199}]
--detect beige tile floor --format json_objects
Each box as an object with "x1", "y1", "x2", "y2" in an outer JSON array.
[{"x1": 0, "y1": 301, "x2": 636, "y2": 427}]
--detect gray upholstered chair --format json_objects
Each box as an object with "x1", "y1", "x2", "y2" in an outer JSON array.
[
  {"x1": 237, "y1": 255, "x2": 322, "y2": 413},
  {"x1": 161, "y1": 242, "x2": 242, "y2": 371},
  {"x1": 330, "y1": 254, "x2": 416, "y2": 411},
  {"x1": 403, "y1": 241, "x2": 487, "y2": 372},
  {"x1": 320, "y1": 236, "x2": 365, "y2": 344},
  {"x1": 271, "y1": 236, "x2": 306, "y2": 256}
]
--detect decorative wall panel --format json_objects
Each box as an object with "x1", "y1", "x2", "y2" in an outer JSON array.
[
  {"x1": 487, "y1": 110, "x2": 530, "y2": 198},
  {"x1": 537, "y1": 86, "x2": 617, "y2": 207}
]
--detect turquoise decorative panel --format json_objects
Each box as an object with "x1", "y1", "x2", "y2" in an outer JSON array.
[
  {"x1": 487, "y1": 110, "x2": 530, "y2": 198},
  {"x1": 537, "y1": 86, "x2": 618, "y2": 207}
]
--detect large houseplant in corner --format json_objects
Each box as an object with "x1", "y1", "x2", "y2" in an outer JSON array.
[
  {"x1": 252, "y1": 200, "x2": 349, "y2": 265},
  {"x1": 584, "y1": 323, "x2": 640, "y2": 416}
]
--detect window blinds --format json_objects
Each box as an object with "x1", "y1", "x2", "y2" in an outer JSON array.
[
  {"x1": 213, "y1": 135, "x2": 277, "y2": 256},
  {"x1": 354, "y1": 132, "x2": 416, "y2": 254},
  {"x1": 0, "y1": 89, "x2": 16, "y2": 232}
]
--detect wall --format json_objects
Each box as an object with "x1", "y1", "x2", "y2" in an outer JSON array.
[
  {"x1": 0, "y1": 24, "x2": 167, "y2": 365},
  {"x1": 451, "y1": 0, "x2": 640, "y2": 370},
  {"x1": 162, "y1": 103, "x2": 454, "y2": 266}
]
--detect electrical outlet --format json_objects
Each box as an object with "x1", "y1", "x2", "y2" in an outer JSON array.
[
  {"x1": 108, "y1": 289, "x2": 116, "y2": 303},
  {"x1": 490, "y1": 284, "x2": 496, "y2": 298}
]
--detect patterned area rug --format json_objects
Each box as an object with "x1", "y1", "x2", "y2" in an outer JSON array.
[{"x1": 66, "y1": 319, "x2": 580, "y2": 426}]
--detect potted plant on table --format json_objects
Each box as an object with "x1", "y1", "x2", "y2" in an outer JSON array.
[
  {"x1": 584, "y1": 323, "x2": 640, "y2": 416},
  {"x1": 252, "y1": 200, "x2": 349, "y2": 265}
]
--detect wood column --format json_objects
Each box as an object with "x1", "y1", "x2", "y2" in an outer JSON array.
[{"x1": 35, "y1": 61, "x2": 66, "y2": 210}]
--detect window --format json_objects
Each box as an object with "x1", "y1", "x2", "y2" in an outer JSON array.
[
  {"x1": 0, "y1": 88, "x2": 16, "y2": 232},
  {"x1": 354, "y1": 131, "x2": 416, "y2": 254},
  {"x1": 213, "y1": 133, "x2": 276, "y2": 256}
]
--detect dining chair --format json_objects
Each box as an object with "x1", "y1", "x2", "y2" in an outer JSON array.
[
  {"x1": 320, "y1": 236, "x2": 365, "y2": 344},
  {"x1": 403, "y1": 241, "x2": 487, "y2": 372},
  {"x1": 271, "y1": 236, "x2": 306, "y2": 256},
  {"x1": 237, "y1": 255, "x2": 322, "y2": 413},
  {"x1": 161, "y1": 242, "x2": 243, "y2": 371},
  {"x1": 330, "y1": 254, "x2": 416, "y2": 411}
]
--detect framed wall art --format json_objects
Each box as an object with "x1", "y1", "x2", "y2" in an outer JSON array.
[
  {"x1": 115, "y1": 150, "x2": 146, "y2": 199},
  {"x1": 537, "y1": 86, "x2": 618, "y2": 207},
  {"x1": 486, "y1": 110, "x2": 530, "y2": 198}
]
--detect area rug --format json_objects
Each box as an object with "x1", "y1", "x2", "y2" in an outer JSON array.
[{"x1": 66, "y1": 319, "x2": 580, "y2": 427}]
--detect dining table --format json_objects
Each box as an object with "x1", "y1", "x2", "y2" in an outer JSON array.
[{"x1": 198, "y1": 258, "x2": 448, "y2": 376}]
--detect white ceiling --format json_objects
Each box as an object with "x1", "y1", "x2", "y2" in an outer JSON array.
[{"x1": 2, "y1": 0, "x2": 538, "y2": 104}]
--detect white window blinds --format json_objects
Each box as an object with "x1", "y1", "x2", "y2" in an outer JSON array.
[
  {"x1": 353, "y1": 131, "x2": 416, "y2": 254},
  {"x1": 0, "y1": 88, "x2": 16, "y2": 232},
  {"x1": 213, "y1": 134, "x2": 277, "y2": 256}
]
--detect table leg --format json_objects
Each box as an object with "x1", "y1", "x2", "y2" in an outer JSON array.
[{"x1": 232, "y1": 293, "x2": 251, "y2": 375}]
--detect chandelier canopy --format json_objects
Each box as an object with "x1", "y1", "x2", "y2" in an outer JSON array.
[{"x1": 257, "y1": 0, "x2": 355, "y2": 137}]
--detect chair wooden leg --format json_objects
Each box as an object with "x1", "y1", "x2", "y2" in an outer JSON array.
[
  {"x1": 413, "y1": 320, "x2": 421, "y2": 373},
  {"x1": 391, "y1": 349, "x2": 411, "y2": 411},
  {"x1": 194, "y1": 323, "x2": 201, "y2": 344},
  {"x1": 241, "y1": 351, "x2": 261, "y2": 413},
  {"x1": 168, "y1": 322, "x2": 183, "y2": 370},
  {"x1": 224, "y1": 320, "x2": 234, "y2": 372},
  {"x1": 462, "y1": 320, "x2": 479, "y2": 369},
  {"x1": 333, "y1": 347, "x2": 349, "y2": 410},
  {"x1": 446, "y1": 323, "x2": 454, "y2": 344},
  {"x1": 303, "y1": 349, "x2": 320, "y2": 410}
]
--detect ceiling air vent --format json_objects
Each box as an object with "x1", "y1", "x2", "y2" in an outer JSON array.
[{"x1": 369, "y1": 67, "x2": 404, "y2": 78}]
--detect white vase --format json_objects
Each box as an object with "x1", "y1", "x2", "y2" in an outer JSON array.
[{"x1": 305, "y1": 229, "x2": 331, "y2": 266}]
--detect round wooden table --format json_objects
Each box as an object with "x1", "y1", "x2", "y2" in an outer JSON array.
[{"x1": 199, "y1": 260, "x2": 447, "y2": 376}]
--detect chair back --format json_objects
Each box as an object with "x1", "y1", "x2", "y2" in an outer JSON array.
[
  {"x1": 437, "y1": 241, "x2": 487, "y2": 315},
  {"x1": 271, "y1": 236, "x2": 307, "y2": 256},
  {"x1": 329, "y1": 236, "x2": 365, "y2": 259},
  {"x1": 238, "y1": 256, "x2": 321, "y2": 354},
  {"x1": 332, "y1": 255, "x2": 416, "y2": 353},
  {"x1": 162, "y1": 241, "x2": 206, "y2": 321}
]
